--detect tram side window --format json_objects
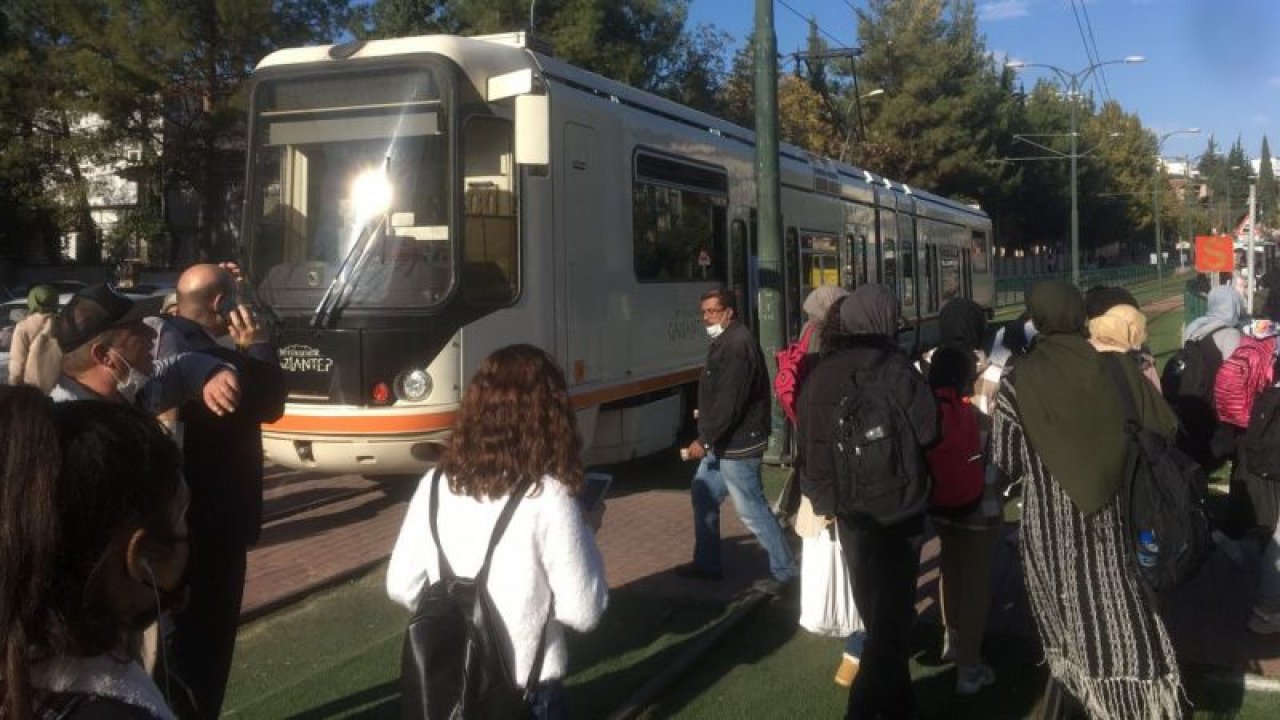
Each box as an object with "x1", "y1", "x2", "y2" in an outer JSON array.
[
  {"x1": 461, "y1": 117, "x2": 517, "y2": 306},
  {"x1": 937, "y1": 245, "x2": 960, "y2": 302},
  {"x1": 882, "y1": 239, "x2": 897, "y2": 294},
  {"x1": 633, "y1": 152, "x2": 728, "y2": 283},
  {"x1": 900, "y1": 239, "x2": 915, "y2": 307},
  {"x1": 971, "y1": 230, "x2": 989, "y2": 273}
]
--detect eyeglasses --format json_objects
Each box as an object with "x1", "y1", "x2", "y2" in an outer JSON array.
[{"x1": 701, "y1": 306, "x2": 727, "y2": 317}]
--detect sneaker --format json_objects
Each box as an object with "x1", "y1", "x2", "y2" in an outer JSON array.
[
  {"x1": 672, "y1": 562, "x2": 722, "y2": 581},
  {"x1": 1248, "y1": 608, "x2": 1280, "y2": 634},
  {"x1": 833, "y1": 654, "x2": 860, "y2": 687},
  {"x1": 940, "y1": 627, "x2": 959, "y2": 663},
  {"x1": 955, "y1": 663, "x2": 996, "y2": 695}
]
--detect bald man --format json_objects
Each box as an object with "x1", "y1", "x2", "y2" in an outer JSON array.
[{"x1": 153, "y1": 263, "x2": 286, "y2": 720}]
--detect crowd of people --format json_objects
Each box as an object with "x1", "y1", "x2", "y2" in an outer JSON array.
[
  {"x1": 675, "y1": 277, "x2": 1279, "y2": 719},
  {"x1": 5, "y1": 266, "x2": 1278, "y2": 720},
  {"x1": 0, "y1": 265, "x2": 284, "y2": 719}
]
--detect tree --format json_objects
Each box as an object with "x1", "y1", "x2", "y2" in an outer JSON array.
[
  {"x1": 848, "y1": 0, "x2": 1006, "y2": 205},
  {"x1": 353, "y1": 0, "x2": 456, "y2": 38},
  {"x1": 0, "y1": 0, "x2": 354, "y2": 264},
  {"x1": 1258, "y1": 136, "x2": 1276, "y2": 228}
]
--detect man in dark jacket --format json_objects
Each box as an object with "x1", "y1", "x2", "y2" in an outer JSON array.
[
  {"x1": 152, "y1": 264, "x2": 286, "y2": 719},
  {"x1": 678, "y1": 288, "x2": 797, "y2": 588},
  {"x1": 797, "y1": 283, "x2": 937, "y2": 719}
]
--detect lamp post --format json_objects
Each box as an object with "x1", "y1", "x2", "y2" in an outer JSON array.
[
  {"x1": 1153, "y1": 128, "x2": 1201, "y2": 290},
  {"x1": 1006, "y1": 56, "x2": 1146, "y2": 286},
  {"x1": 837, "y1": 88, "x2": 885, "y2": 163}
]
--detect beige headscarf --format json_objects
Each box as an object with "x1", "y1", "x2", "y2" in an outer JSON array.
[{"x1": 1088, "y1": 304, "x2": 1147, "y2": 353}]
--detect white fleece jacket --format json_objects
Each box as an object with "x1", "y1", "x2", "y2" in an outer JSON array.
[{"x1": 387, "y1": 472, "x2": 608, "y2": 685}]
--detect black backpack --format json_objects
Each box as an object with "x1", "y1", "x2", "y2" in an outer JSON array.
[
  {"x1": 832, "y1": 351, "x2": 931, "y2": 526},
  {"x1": 1244, "y1": 384, "x2": 1280, "y2": 480},
  {"x1": 400, "y1": 470, "x2": 546, "y2": 720},
  {"x1": 1103, "y1": 356, "x2": 1210, "y2": 592},
  {"x1": 1160, "y1": 332, "x2": 1227, "y2": 472}
]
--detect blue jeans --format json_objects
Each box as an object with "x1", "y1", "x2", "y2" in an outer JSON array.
[
  {"x1": 691, "y1": 453, "x2": 797, "y2": 582},
  {"x1": 528, "y1": 681, "x2": 566, "y2": 720}
]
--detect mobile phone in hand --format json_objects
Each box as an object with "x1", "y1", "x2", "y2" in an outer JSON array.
[{"x1": 577, "y1": 472, "x2": 611, "y2": 514}]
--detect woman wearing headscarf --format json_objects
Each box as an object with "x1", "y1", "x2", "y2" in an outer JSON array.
[
  {"x1": 797, "y1": 284, "x2": 936, "y2": 719},
  {"x1": 8, "y1": 284, "x2": 62, "y2": 391},
  {"x1": 1181, "y1": 284, "x2": 1244, "y2": 356},
  {"x1": 779, "y1": 287, "x2": 865, "y2": 688},
  {"x1": 1089, "y1": 304, "x2": 1161, "y2": 389},
  {"x1": 921, "y1": 299, "x2": 1003, "y2": 694},
  {"x1": 992, "y1": 281, "x2": 1181, "y2": 718}
]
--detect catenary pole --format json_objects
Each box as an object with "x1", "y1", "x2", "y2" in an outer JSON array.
[{"x1": 754, "y1": 0, "x2": 786, "y2": 461}]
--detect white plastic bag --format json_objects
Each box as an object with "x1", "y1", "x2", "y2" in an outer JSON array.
[{"x1": 798, "y1": 526, "x2": 863, "y2": 637}]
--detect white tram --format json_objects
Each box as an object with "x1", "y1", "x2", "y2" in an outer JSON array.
[{"x1": 241, "y1": 32, "x2": 993, "y2": 476}]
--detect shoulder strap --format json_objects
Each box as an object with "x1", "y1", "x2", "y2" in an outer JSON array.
[
  {"x1": 798, "y1": 323, "x2": 815, "y2": 350},
  {"x1": 1101, "y1": 353, "x2": 1141, "y2": 429},
  {"x1": 427, "y1": 468, "x2": 454, "y2": 580},
  {"x1": 476, "y1": 476, "x2": 535, "y2": 585}
]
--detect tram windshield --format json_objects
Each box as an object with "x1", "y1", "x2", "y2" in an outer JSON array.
[{"x1": 245, "y1": 65, "x2": 454, "y2": 317}]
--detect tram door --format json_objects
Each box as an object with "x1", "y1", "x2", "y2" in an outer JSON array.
[
  {"x1": 841, "y1": 225, "x2": 871, "y2": 290},
  {"x1": 728, "y1": 210, "x2": 759, "y2": 336}
]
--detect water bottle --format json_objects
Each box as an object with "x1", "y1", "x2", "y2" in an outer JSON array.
[{"x1": 1136, "y1": 530, "x2": 1159, "y2": 569}]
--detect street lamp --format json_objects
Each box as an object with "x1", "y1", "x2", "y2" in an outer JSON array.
[
  {"x1": 1006, "y1": 55, "x2": 1146, "y2": 286},
  {"x1": 838, "y1": 88, "x2": 886, "y2": 163},
  {"x1": 1153, "y1": 128, "x2": 1201, "y2": 290}
]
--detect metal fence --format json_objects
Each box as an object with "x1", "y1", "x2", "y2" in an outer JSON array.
[{"x1": 994, "y1": 265, "x2": 1161, "y2": 308}]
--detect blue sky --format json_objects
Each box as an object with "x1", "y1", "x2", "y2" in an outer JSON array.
[{"x1": 686, "y1": 0, "x2": 1279, "y2": 162}]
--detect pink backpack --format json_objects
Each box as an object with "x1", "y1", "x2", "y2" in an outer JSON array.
[
  {"x1": 1214, "y1": 336, "x2": 1277, "y2": 428},
  {"x1": 774, "y1": 325, "x2": 816, "y2": 424}
]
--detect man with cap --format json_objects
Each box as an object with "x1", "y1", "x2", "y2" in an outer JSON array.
[
  {"x1": 151, "y1": 263, "x2": 285, "y2": 720},
  {"x1": 50, "y1": 283, "x2": 240, "y2": 415},
  {"x1": 8, "y1": 284, "x2": 62, "y2": 390}
]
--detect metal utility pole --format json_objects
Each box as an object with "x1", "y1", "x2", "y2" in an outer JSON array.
[
  {"x1": 1249, "y1": 182, "x2": 1258, "y2": 313},
  {"x1": 1006, "y1": 56, "x2": 1145, "y2": 286},
  {"x1": 1153, "y1": 129, "x2": 1201, "y2": 291},
  {"x1": 754, "y1": 0, "x2": 786, "y2": 461}
]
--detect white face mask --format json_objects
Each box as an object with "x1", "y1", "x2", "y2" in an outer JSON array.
[
  {"x1": 705, "y1": 323, "x2": 725, "y2": 340},
  {"x1": 110, "y1": 350, "x2": 151, "y2": 403}
]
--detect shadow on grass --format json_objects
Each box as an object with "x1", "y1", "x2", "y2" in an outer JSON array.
[{"x1": 285, "y1": 679, "x2": 399, "y2": 719}]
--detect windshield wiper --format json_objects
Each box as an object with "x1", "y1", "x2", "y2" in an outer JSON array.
[{"x1": 312, "y1": 213, "x2": 385, "y2": 329}]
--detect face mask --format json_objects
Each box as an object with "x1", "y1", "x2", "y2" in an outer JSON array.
[
  {"x1": 110, "y1": 350, "x2": 150, "y2": 403},
  {"x1": 705, "y1": 323, "x2": 725, "y2": 340}
]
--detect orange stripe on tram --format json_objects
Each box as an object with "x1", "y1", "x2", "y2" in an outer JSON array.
[
  {"x1": 263, "y1": 411, "x2": 457, "y2": 435},
  {"x1": 263, "y1": 368, "x2": 703, "y2": 436}
]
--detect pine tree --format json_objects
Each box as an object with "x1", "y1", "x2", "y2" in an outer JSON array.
[{"x1": 1257, "y1": 137, "x2": 1276, "y2": 228}]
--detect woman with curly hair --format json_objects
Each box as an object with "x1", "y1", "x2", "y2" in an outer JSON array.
[{"x1": 387, "y1": 344, "x2": 608, "y2": 719}]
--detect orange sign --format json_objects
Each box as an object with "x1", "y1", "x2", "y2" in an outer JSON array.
[{"x1": 1195, "y1": 235, "x2": 1234, "y2": 273}]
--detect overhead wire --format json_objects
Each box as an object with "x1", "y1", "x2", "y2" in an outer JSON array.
[
  {"x1": 1067, "y1": 0, "x2": 1104, "y2": 100},
  {"x1": 1078, "y1": 0, "x2": 1112, "y2": 101},
  {"x1": 768, "y1": 0, "x2": 849, "y2": 47}
]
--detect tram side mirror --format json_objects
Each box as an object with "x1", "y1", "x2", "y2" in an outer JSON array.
[
  {"x1": 514, "y1": 95, "x2": 549, "y2": 166},
  {"x1": 486, "y1": 70, "x2": 549, "y2": 166}
]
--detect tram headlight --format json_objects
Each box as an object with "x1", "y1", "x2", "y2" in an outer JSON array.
[{"x1": 396, "y1": 368, "x2": 433, "y2": 403}]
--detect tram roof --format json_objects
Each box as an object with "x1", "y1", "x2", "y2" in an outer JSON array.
[{"x1": 255, "y1": 32, "x2": 986, "y2": 223}]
